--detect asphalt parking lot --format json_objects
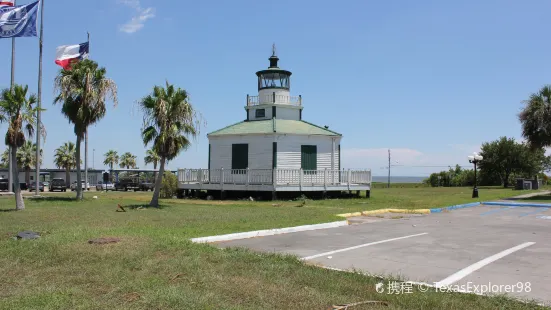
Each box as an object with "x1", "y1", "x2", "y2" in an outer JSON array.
[{"x1": 218, "y1": 204, "x2": 551, "y2": 304}]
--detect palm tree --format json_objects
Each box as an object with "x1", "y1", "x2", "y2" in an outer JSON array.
[
  {"x1": 0, "y1": 84, "x2": 44, "y2": 210},
  {"x1": 54, "y1": 142, "x2": 76, "y2": 187},
  {"x1": 139, "y1": 81, "x2": 201, "y2": 207},
  {"x1": 17, "y1": 141, "x2": 42, "y2": 186},
  {"x1": 119, "y1": 152, "x2": 137, "y2": 169},
  {"x1": 54, "y1": 59, "x2": 117, "y2": 200},
  {"x1": 519, "y1": 85, "x2": 551, "y2": 149},
  {"x1": 103, "y1": 150, "x2": 119, "y2": 182},
  {"x1": 144, "y1": 148, "x2": 160, "y2": 180}
]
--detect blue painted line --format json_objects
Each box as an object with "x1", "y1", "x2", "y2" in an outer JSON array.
[
  {"x1": 518, "y1": 207, "x2": 550, "y2": 217},
  {"x1": 480, "y1": 206, "x2": 516, "y2": 216},
  {"x1": 483, "y1": 201, "x2": 551, "y2": 208},
  {"x1": 430, "y1": 202, "x2": 480, "y2": 213}
]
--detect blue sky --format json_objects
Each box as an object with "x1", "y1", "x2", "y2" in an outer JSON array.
[{"x1": 1, "y1": 0, "x2": 550, "y2": 176}]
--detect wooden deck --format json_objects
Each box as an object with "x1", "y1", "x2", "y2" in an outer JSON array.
[{"x1": 177, "y1": 168, "x2": 371, "y2": 192}]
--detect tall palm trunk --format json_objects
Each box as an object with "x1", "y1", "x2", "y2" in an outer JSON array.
[
  {"x1": 109, "y1": 163, "x2": 113, "y2": 182},
  {"x1": 75, "y1": 136, "x2": 83, "y2": 200},
  {"x1": 65, "y1": 166, "x2": 70, "y2": 187},
  {"x1": 150, "y1": 157, "x2": 165, "y2": 207},
  {"x1": 25, "y1": 167, "x2": 30, "y2": 186},
  {"x1": 153, "y1": 161, "x2": 157, "y2": 182},
  {"x1": 11, "y1": 146, "x2": 24, "y2": 210}
]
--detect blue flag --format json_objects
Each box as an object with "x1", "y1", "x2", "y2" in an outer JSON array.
[{"x1": 0, "y1": 1, "x2": 39, "y2": 38}]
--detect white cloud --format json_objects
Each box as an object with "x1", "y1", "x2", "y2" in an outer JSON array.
[{"x1": 118, "y1": 0, "x2": 155, "y2": 34}]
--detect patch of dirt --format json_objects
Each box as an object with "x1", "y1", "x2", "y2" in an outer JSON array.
[
  {"x1": 88, "y1": 237, "x2": 121, "y2": 245},
  {"x1": 123, "y1": 292, "x2": 141, "y2": 303}
]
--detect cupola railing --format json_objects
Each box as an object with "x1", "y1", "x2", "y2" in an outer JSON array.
[{"x1": 247, "y1": 94, "x2": 302, "y2": 106}]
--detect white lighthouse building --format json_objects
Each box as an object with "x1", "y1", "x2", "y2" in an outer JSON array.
[{"x1": 177, "y1": 47, "x2": 372, "y2": 199}]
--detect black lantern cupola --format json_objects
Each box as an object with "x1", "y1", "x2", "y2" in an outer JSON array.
[{"x1": 256, "y1": 44, "x2": 292, "y2": 91}]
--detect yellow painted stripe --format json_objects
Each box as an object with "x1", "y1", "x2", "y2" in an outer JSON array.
[{"x1": 336, "y1": 208, "x2": 431, "y2": 217}]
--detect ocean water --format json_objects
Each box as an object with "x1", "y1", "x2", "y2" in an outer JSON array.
[{"x1": 372, "y1": 176, "x2": 425, "y2": 183}]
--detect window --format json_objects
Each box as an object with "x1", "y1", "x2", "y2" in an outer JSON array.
[
  {"x1": 255, "y1": 109, "x2": 265, "y2": 118},
  {"x1": 232, "y1": 144, "x2": 248, "y2": 170},
  {"x1": 301, "y1": 145, "x2": 317, "y2": 172}
]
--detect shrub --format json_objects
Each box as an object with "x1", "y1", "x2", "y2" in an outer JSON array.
[{"x1": 160, "y1": 172, "x2": 178, "y2": 199}]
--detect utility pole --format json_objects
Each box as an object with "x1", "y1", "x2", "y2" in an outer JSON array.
[{"x1": 387, "y1": 149, "x2": 391, "y2": 188}]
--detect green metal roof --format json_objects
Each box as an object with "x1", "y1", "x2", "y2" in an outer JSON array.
[{"x1": 208, "y1": 119, "x2": 341, "y2": 136}]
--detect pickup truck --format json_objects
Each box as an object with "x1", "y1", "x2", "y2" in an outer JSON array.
[
  {"x1": 138, "y1": 182, "x2": 155, "y2": 191},
  {"x1": 114, "y1": 179, "x2": 139, "y2": 191}
]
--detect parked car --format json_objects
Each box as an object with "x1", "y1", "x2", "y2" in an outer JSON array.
[
  {"x1": 114, "y1": 178, "x2": 139, "y2": 191},
  {"x1": 138, "y1": 182, "x2": 154, "y2": 191},
  {"x1": 70, "y1": 180, "x2": 90, "y2": 191},
  {"x1": 0, "y1": 178, "x2": 8, "y2": 191},
  {"x1": 0, "y1": 179, "x2": 27, "y2": 191},
  {"x1": 96, "y1": 181, "x2": 115, "y2": 191},
  {"x1": 49, "y1": 178, "x2": 67, "y2": 192},
  {"x1": 29, "y1": 182, "x2": 44, "y2": 192}
]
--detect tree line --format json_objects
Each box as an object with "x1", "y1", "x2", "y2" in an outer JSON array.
[
  {"x1": 0, "y1": 59, "x2": 201, "y2": 210},
  {"x1": 425, "y1": 138, "x2": 550, "y2": 188}
]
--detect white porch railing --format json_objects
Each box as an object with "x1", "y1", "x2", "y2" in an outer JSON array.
[
  {"x1": 247, "y1": 94, "x2": 302, "y2": 106},
  {"x1": 178, "y1": 168, "x2": 371, "y2": 187}
]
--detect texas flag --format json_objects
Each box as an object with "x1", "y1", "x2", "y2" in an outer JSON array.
[{"x1": 55, "y1": 42, "x2": 89, "y2": 70}]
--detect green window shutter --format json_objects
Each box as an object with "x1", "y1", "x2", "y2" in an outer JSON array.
[
  {"x1": 301, "y1": 145, "x2": 317, "y2": 171},
  {"x1": 272, "y1": 106, "x2": 276, "y2": 118},
  {"x1": 232, "y1": 144, "x2": 248, "y2": 170},
  {"x1": 208, "y1": 144, "x2": 211, "y2": 170},
  {"x1": 273, "y1": 142, "x2": 277, "y2": 168},
  {"x1": 338, "y1": 144, "x2": 341, "y2": 170}
]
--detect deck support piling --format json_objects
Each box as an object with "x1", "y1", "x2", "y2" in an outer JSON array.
[{"x1": 366, "y1": 190, "x2": 370, "y2": 198}]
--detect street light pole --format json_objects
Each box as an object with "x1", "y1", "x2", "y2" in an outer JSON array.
[{"x1": 468, "y1": 152, "x2": 483, "y2": 198}]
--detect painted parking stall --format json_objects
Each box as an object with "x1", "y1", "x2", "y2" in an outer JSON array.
[{"x1": 216, "y1": 203, "x2": 551, "y2": 304}]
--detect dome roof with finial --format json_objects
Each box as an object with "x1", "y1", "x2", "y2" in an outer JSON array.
[{"x1": 256, "y1": 44, "x2": 292, "y2": 77}]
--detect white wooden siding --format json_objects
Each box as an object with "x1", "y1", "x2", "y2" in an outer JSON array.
[
  {"x1": 276, "y1": 107, "x2": 300, "y2": 120},
  {"x1": 276, "y1": 135, "x2": 340, "y2": 170},
  {"x1": 210, "y1": 135, "x2": 275, "y2": 170}
]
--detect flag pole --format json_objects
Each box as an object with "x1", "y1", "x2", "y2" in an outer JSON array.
[
  {"x1": 84, "y1": 31, "x2": 89, "y2": 192},
  {"x1": 35, "y1": 0, "x2": 44, "y2": 196},
  {"x1": 8, "y1": 0, "x2": 17, "y2": 194}
]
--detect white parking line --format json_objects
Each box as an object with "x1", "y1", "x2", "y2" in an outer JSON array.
[
  {"x1": 300, "y1": 232, "x2": 428, "y2": 261},
  {"x1": 435, "y1": 242, "x2": 536, "y2": 287}
]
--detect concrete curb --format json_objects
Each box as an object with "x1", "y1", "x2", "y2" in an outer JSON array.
[
  {"x1": 482, "y1": 201, "x2": 551, "y2": 208},
  {"x1": 190, "y1": 221, "x2": 349, "y2": 243},
  {"x1": 430, "y1": 202, "x2": 481, "y2": 213},
  {"x1": 337, "y1": 209, "x2": 431, "y2": 218}
]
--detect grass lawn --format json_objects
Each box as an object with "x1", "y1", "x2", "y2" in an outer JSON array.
[{"x1": 0, "y1": 187, "x2": 546, "y2": 309}]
